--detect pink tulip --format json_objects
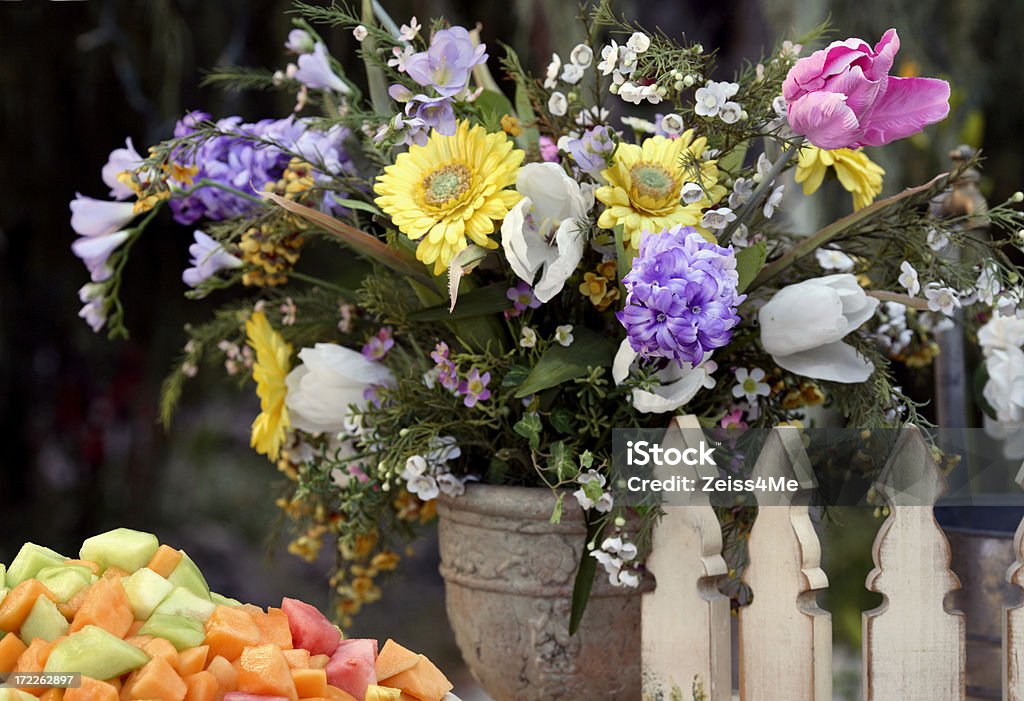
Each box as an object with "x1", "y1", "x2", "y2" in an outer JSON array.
[{"x1": 783, "y1": 29, "x2": 950, "y2": 150}]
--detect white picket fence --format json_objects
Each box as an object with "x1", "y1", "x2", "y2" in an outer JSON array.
[{"x1": 641, "y1": 416, "x2": 1024, "y2": 701}]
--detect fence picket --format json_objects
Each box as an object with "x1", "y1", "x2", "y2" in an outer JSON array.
[
  {"x1": 738, "y1": 428, "x2": 832, "y2": 701},
  {"x1": 642, "y1": 415, "x2": 731, "y2": 701},
  {"x1": 863, "y1": 426, "x2": 965, "y2": 700},
  {"x1": 1003, "y1": 462, "x2": 1024, "y2": 700}
]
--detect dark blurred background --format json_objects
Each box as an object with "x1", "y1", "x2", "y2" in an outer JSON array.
[{"x1": 1, "y1": 1, "x2": 1022, "y2": 698}]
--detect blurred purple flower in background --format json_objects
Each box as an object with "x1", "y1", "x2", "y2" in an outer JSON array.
[
  {"x1": 403, "y1": 26, "x2": 487, "y2": 97},
  {"x1": 617, "y1": 225, "x2": 744, "y2": 366}
]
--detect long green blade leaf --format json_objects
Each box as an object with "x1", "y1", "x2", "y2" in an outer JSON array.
[
  {"x1": 569, "y1": 517, "x2": 602, "y2": 635},
  {"x1": 409, "y1": 283, "x2": 512, "y2": 321},
  {"x1": 514, "y1": 328, "x2": 618, "y2": 398},
  {"x1": 734, "y1": 240, "x2": 767, "y2": 293}
]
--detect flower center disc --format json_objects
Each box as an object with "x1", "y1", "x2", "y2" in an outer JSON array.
[
  {"x1": 629, "y1": 163, "x2": 679, "y2": 212},
  {"x1": 422, "y1": 163, "x2": 471, "y2": 208}
]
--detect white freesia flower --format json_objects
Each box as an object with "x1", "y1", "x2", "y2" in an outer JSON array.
[
  {"x1": 294, "y1": 42, "x2": 349, "y2": 94},
  {"x1": 78, "y1": 283, "x2": 106, "y2": 333},
  {"x1": 569, "y1": 44, "x2": 593, "y2": 68},
  {"x1": 71, "y1": 230, "x2": 131, "y2": 282},
  {"x1": 285, "y1": 343, "x2": 394, "y2": 435},
  {"x1": 612, "y1": 340, "x2": 711, "y2": 413},
  {"x1": 759, "y1": 274, "x2": 879, "y2": 383},
  {"x1": 70, "y1": 194, "x2": 136, "y2": 237},
  {"x1": 501, "y1": 163, "x2": 588, "y2": 302},
  {"x1": 816, "y1": 248, "x2": 855, "y2": 272},
  {"x1": 101, "y1": 139, "x2": 144, "y2": 200},
  {"x1": 182, "y1": 230, "x2": 243, "y2": 287}
]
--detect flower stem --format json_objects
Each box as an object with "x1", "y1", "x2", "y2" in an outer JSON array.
[
  {"x1": 175, "y1": 179, "x2": 267, "y2": 206},
  {"x1": 866, "y1": 290, "x2": 931, "y2": 311},
  {"x1": 721, "y1": 139, "x2": 803, "y2": 241}
]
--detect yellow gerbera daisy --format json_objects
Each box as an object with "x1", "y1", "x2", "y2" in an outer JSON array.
[
  {"x1": 595, "y1": 131, "x2": 725, "y2": 248},
  {"x1": 374, "y1": 121, "x2": 524, "y2": 275},
  {"x1": 795, "y1": 146, "x2": 885, "y2": 211},
  {"x1": 246, "y1": 310, "x2": 292, "y2": 460}
]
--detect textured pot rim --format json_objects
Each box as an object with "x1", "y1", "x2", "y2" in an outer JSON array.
[{"x1": 437, "y1": 482, "x2": 586, "y2": 523}]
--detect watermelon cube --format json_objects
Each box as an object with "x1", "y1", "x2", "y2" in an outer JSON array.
[
  {"x1": 280, "y1": 598, "x2": 341, "y2": 656},
  {"x1": 325, "y1": 639, "x2": 377, "y2": 701}
]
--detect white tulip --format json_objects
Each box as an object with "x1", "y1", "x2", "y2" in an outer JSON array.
[
  {"x1": 612, "y1": 340, "x2": 711, "y2": 413},
  {"x1": 285, "y1": 343, "x2": 394, "y2": 435},
  {"x1": 501, "y1": 163, "x2": 588, "y2": 303},
  {"x1": 759, "y1": 273, "x2": 879, "y2": 383}
]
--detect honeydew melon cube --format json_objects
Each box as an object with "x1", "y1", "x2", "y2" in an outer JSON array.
[
  {"x1": 166, "y1": 551, "x2": 210, "y2": 599},
  {"x1": 20, "y1": 595, "x2": 69, "y2": 643},
  {"x1": 6, "y1": 543, "x2": 66, "y2": 586},
  {"x1": 152, "y1": 586, "x2": 216, "y2": 622},
  {"x1": 137, "y1": 613, "x2": 205, "y2": 651},
  {"x1": 123, "y1": 567, "x2": 174, "y2": 620},
  {"x1": 0, "y1": 563, "x2": 6, "y2": 588},
  {"x1": 210, "y1": 592, "x2": 242, "y2": 607},
  {"x1": 80, "y1": 528, "x2": 159, "y2": 574},
  {"x1": 0, "y1": 587, "x2": 8, "y2": 607},
  {"x1": 45, "y1": 625, "x2": 151, "y2": 679},
  {"x1": 36, "y1": 565, "x2": 92, "y2": 602},
  {"x1": 0, "y1": 689, "x2": 38, "y2": 701}
]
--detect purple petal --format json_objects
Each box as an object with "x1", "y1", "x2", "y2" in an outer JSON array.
[
  {"x1": 787, "y1": 91, "x2": 861, "y2": 149},
  {"x1": 858, "y1": 76, "x2": 950, "y2": 147}
]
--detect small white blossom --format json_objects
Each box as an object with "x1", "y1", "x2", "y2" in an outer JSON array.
[
  {"x1": 597, "y1": 40, "x2": 621, "y2": 75},
  {"x1": 732, "y1": 367, "x2": 771, "y2": 404},
  {"x1": 436, "y1": 472, "x2": 466, "y2": 497},
  {"x1": 753, "y1": 153, "x2": 773, "y2": 182},
  {"x1": 402, "y1": 455, "x2": 428, "y2": 479},
  {"x1": 544, "y1": 54, "x2": 562, "y2": 89},
  {"x1": 560, "y1": 63, "x2": 585, "y2": 85},
  {"x1": 976, "y1": 264, "x2": 1003, "y2": 306},
  {"x1": 728, "y1": 177, "x2": 754, "y2": 208},
  {"x1": 555, "y1": 324, "x2": 574, "y2": 347},
  {"x1": 616, "y1": 569, "x2": 640, "y2": 588},
  {"x1": 617, "y1": 82, "x2": 642, "y2": 104},
  {"x1": 388, "y1": 45, "x2": 414, "y2": 72},
  {"x1": 659, "y1": 112, "x2": 684, "y2": 135},
  {"x1": 816, "y1": 248, "x2": 855, "y2": 272},
  {"x1": 398, "y1": 16, "x2": 421, "y2": 42},
  {"x1": 898, "y1": 261, "x2": 921, "y2": 296},
  {"x1": 575, "y1": 105, "x2": 609, "y2": 126},
  {"x1": 626, "y1": 32, "x2": 651, "y2": 53},
  {"x1": 681, "y1": 182, "x2": 706, "y2": 205},
  {"x1": 520, "y1": 326, "x2": 538, "y2": 348},
  {"x1": 694, "y1": 80, "x2": 739, "y2": 118},
  {"x1": 718, "y1": 101, "x2": 742, "y2": 124},
  {"x1": 762, "y1": 184, "x2": 785, "y2": 218},
  {"x1": 352, "y1": 25, "x2": 368, "y2": 42},
  {"x1": 574, "y1": 469, "x2": 613, "y2": 512},
  {"x1": 927, "y1": 228, "x2": 950, "y2": 251},
  {"x1": 569, "y1": 44, "x2": 594, "y2": 68},
  {"x1": 701, "y1": 207, "x2": 737, "y2": 230},
  {"x1": 406, "y1": 474, "x2": 439, "y2": 501},
  {"x1": 925, "y1": 284, "x2": 962, "y2": 316},
  {"x1": 620, "y1": 115, "x2": 656, "y2": 133},
  {"x1": 772, "y1": 95, "x2": 788, "y2": 117},
  {"x1": 548, "y1": 91, "x2": 568, "y2": 116}
]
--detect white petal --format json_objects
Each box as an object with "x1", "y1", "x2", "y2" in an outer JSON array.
[
  {"x1": 631, "y1": 368, "x2": 707, "y2": 413},
  {"x1": 534, "y1": 220, "x2": 585, "y2": 302},
  {"x1": 771, "y1": 340, "x2": 875, "y2": 383},
  {"x1": 612, "y1": 340, "x2": 636, "y2": 385}
]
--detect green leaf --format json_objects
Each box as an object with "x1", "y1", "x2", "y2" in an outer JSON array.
[
  {"x1": 502, "y1": 365, "x2": 532, "y2": 387},
  {"x1": 549, "y1": 493, "x2": 564, "y2": 524},
  {"x1": 515, "y1": 328, "x2": 618, "y2": 399},
  {"x1": 511, "y1": 55, "x2": 540, "y2": 155},
  {"x1": 408, "y1": 283, "x2": 512, "y2": 321},
  {"x1": 716, "y1": 139, "x2": 750, "y2": 177},
  {"x1": 331, "y1": 198, "x2": 382, "y2": 216},
  {"x1": 475, "y1": 90, "x2": 515, "y2": 124},
  {"x1": 549, "y1": 408, "x2": 574, "y2": 434},
  {"x1": 549, "y1": 441, "x2": 576, "y2": 481},
  {"x1": 513, "y1": 414, "x2": 542, "y2": 451},
  {"x1": 569, "y1": 518, "x2": 603, "y2": 635},
  {"x1": 360, "y1": 0, "x2": 390, "y2": 113},
  {"x1": 614, "y1": 225, "x2": 633, "y2": 282},
  {"x1": 735, "y1": 240, "x2": 767, "y2": 293},
  {"x1": 579, "y1": 450, "x2": 594, "y2": 469}
]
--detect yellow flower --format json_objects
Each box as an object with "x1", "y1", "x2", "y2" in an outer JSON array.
[
  {"x1": 595, "y1": 131, "x2": 724, "y2": 248},
  {"x1": 246, "y1": 311, "x2": 292, "y2": 460},
  {"x1": 374, "y1": 121, "x2": 524, "y2": 275},
  {"x1": 795, "y1": 146, "x2": 885, "y2": 211}
]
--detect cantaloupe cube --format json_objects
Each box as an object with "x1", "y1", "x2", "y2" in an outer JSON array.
[
  {"x1": 0, "y1": 580, "x2": 59, "y2": 632},
  {"x1": 12, "y1": 638, "x2": 57, "y2": 696},
  {"x1": 121, "y1": 656, "x2": 187, "y2": 701},
  {"x1": 146, "y1": 547, "x2": 183, "y2": 580},
  {"x1": 290, "y1": 668, "x2": 327, "y2": 698},
  {"x1": 37, "y1": 688, "x2": 63, "y2": 701},
  {"x1": 307, "y1": 656, "x2": 329, "y2": 671},
  {"x1": 247, "y1": 609, "x2": 292, "y2": 650},
  {"x1": 69, "y1": 579, "x2": 132, "y2": 638},
  {"x1": 203, "y1": 607, "x2": 261, "y2": 662},
  {"x1": 64, "y1": 676, "x2": 118, "y2": 701},
  {"x1": 0, "y1": 632, "x2": 28, "y2": 674},
  {"x1": 175, "y1": 646, "x2": 209, "y2": 677},
  {"x1": 373, "y1": 641, "x2": 419, "y2": 681},
  {"x1": 281, "y1": 649, "x2": 310, "y2": 670},
  {"x1": 141, "y1": 637, "x2": 180, "y2": 669},
  {"x1": 182, "y1": 671, "x2": 218, "y2": 701},
  {"x1": 378, "y1": 654, "x2": 453, "y2": 701},
  {"x1": 236, "y1": 644, "x2": 297, "y2": 701},
  {"x1": 204, "y1": 656, "x2": 238, "y2": 698}
]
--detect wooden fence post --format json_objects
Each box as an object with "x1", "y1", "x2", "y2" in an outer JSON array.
[
  {"x1": 863, "y1": 425, "x2": 965, "y2": 700},
  {"x1": 642, "y1": 415, "x2": 731, "y2": 701},
  {"x1": 1003, "y1": 462, "x2": 1024, "y2": 700},
  {"x1": 738, "y1": 427, "x2": 832, "y2": 701}
]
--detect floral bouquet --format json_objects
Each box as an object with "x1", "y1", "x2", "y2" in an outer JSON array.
[{"x1": 69, "y1": 1, "x2": 1024, "y2": 626}]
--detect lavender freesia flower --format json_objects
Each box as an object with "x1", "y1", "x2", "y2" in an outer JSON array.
[
  {"x1": 294, "y1": 42, "x2": 350, "y2": 94},
  {"x1": 566, "y1": 126, "x2": 616, "y2": 179},
  {"x1": 617, "y1": 225, "x2": 744, "y2": 366},
  {"x1": 362, "y1": 327, "x2": 395, "y2": 361},
  {"x1": 101, "y1": 138, "x2": 144, "y2": 200},
  {"x1": 404, "y1": 26, "x2": 487, "y2": 97},
  {"x1": 182, "y1": 230, "x2": 242, "y2": 288}
]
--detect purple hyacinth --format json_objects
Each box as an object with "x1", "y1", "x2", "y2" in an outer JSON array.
[
  {"x1": 617, "y1": 225, "x2": 744, "y2": 366},
  {"x1": 403, "y1": 26, "x2": 487, "y2": 97},
  {"x1": 170, "y1": 112, "x2": 354, "y2": 224},
  {"x1": 566, "y1": 126, "x2": 616, "y2": 179}
]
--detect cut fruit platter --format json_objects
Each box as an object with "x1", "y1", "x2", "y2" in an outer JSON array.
[{"x1": 0, "y1": 529, "x2": 459, "y2": 701}]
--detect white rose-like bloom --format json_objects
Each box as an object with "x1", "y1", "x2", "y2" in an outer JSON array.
[
  {"x1": 612, "y1": 340, "x2": 711, "y2": 413},
  {"x1": 759, "y1": 274, "x2": 879, "y2": 383},
  {"x1": 501, "y1": 163, "x2": 588, "y2": 302},
  {"x1": 984, "y1": 346, "x2": 1024, "y2": 424},
  {"x1": 285, "y1": 343, "x2": 394, "y2": 435},
  {"x1": 979, "y1": 312, "x2": 1024, "y2": 353}
]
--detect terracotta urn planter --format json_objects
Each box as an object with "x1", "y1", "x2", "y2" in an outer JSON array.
[{"x1": 437, "y1": 484, "x2": 648, "y2": 701}]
